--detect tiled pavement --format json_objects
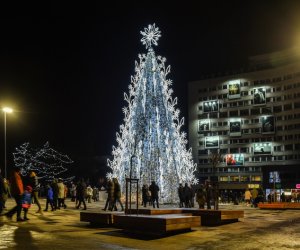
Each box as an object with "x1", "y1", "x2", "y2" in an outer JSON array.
[{"x1": 1, "y1": 198, "x2": 300, "y2": 250}]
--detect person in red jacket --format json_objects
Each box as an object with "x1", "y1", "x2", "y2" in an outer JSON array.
[{"x1": 4, "y1": 167, "x2": 25, "y2": 222}]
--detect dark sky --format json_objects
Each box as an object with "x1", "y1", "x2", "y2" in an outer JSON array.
[{"x1": 0, "y1": 2, "x2": 300, "y2": 165}]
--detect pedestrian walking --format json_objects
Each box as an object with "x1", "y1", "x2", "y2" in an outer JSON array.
[
  {"x1": 28, "y1": 171, "x2": 43, "y2": 213},
  {"x1": 103, "y1": 179, "x2": 114, "y2": 211},
  {"x1": 76, "y1": 178, "x2": 87, "y2": 210},
  {"x1": 22, "y1": 185, "x2": 33, "y2": 220},
  {"x1": 112, "y1": 178, "x2": 124, "y2": 211},
  {"x1": 4, "y1": 167, "x2": 25, "y2": 222},
  {"x1": 44, "y1": 184, "x2": 54, "y2": 211}
]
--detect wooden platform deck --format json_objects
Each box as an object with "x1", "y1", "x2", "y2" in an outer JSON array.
[
  {"x1": 125, "y1": 208, "x2": 183, "y2": 215},
  {"x1": 258, "y1": 202, "x2": 300, "y2": 210},
  {"x1": 114, "y1": 213, "x2": 201, "y2": 235},
  {"x1": 126, "y1": 208, "x2": 244, "y2": 226},
  {"x1": 182, "y1": 209, "x2": 244, "y2": 226},
  {"x1": 80, "y1": 210, "x2": 124, "y2": 226}
]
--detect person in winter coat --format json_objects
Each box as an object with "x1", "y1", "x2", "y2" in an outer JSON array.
[
  {"x1": 76, "y1": 179, "x2": 87, "y2": 210},
  {"x1": 183, "y1": 183, "x2": 192, "y2": 208},
  {"x1": 178, "y1": 183, "x2": 185, "y2": 208},
  {"x1": 21, "y1": 185, "x2": 33, "y2": 220},
  {"x1": 57, "y1": 178, "x2": 67, "y2": 209},
  {"x1": 112, "y1": 178, "x2": 124, "y2": 211},
  {"x1": 86, "y1": 185, "x2": 93, "y2": 203},
  {"x1": 149, "y1": 181, "x2": 160, "y2": 208},
  {"x1": 103, "y1": 179, "x2": 114, "y2": 211},
  {"x1": 142, "y1": 184, "x2": 149, "y2": 207},
  {"x1": 196, "y1": 185, "x2": 206, "y2": 209},
  {"x1": 244, "y1": 189, "x2": 252, "y2": 206},
  {"x1": 2, "y1": 178, "x2": 10, "y2": 211},
  {"x1": 0, "y1": 168, "x2": 4, "y2": 214},
  {"x1": 28, "y1": 171, "x2": 42, "y2": 213},
  {"x1": 4, "y1": 167, "x2": 24, "y2": 222},
  {"x1": 51, "y1": 179, "x2": 59, "y2": 210},
  {"x1": 44, "y1": 184, "x2": 54, "y2": 211}
]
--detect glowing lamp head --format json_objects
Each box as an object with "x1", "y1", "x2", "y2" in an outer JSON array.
[{"x1": 3, "y1": 107, "x2": 13, "y2": 113}]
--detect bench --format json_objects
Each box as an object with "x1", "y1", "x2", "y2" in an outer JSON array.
[
  {"x1": 258, "y1": 202, "x2": 300, "y2": 210},
  {"x1": 114, "y1": 213, "x2": 201, "y2": 235},
  {"x1": 80, "y1": 210, "x2": 123, "y2": 226},
  {"x1": 182, "y1": 209, "x2": 244, "y2": 226}
]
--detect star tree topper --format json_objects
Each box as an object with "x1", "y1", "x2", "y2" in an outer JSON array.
[{"x1": 140, "y1": 23, "x2": 161, "y2": 49}]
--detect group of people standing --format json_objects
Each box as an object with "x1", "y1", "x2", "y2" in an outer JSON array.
[
  {"x1": 103, "y1": 177, "x2": 124, "y2": 211},
  {"x1": 142, "y1": 181, "x2": 160, "y2": 208}
]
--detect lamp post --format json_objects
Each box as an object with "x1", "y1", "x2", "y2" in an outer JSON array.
[{"x1": 3, "y1": 107, "x2": 13, "y2": 179}]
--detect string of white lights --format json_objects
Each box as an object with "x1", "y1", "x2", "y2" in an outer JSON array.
[
  {"x1": 13, "y1": 142, "x2": 74, "y2": 183},
  {"x1": 107, "y1": 24, "x2": 198, "y2": 203}
]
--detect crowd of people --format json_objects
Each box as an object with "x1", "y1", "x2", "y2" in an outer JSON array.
[{"x1": 1, "y1": 167, "x2": 299, "y2": 222}]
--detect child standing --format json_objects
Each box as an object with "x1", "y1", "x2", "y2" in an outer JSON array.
[
  {"x1": 22, "y1": 186, "x2": 33, "y2": 220},
  {"x1": 44, "y1": 184, "x2": 54, "y2": 211}
]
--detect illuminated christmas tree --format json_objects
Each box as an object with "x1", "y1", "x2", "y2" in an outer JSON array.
[
  {"x1": 107, "y1": 24, "x2": 197, "y2": 203},
  {"x1": 13, "y1": 142, "x2": 74, "y2": 182}
]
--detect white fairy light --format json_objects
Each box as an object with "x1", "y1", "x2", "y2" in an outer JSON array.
[
  {"x1": 108, "y1": 24, "x2": 197, "y2": 203},
  {"x1": 13, "y1": 142, "x2": 74, "y2": 183}
]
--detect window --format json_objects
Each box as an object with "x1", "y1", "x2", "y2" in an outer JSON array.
[
  {"x1": 284, "y1": 104, "x2": 292, "y2": 111},
  {"x1": 274, "y1": 146, "x2": 281, "y2": 152},
  {"x1": 223, "y1": 85, "x2": 227, "y2": 89},
  {"x1": 240, "y1": 176, "x2": 250, "y2": 182},
  {"x1": 251, "y1": 109, "x2": 260, "y2": 115},
  {"x1": 219, "y1": 176, "x2": 229, "y2": 182},
  {"x1": 295, "y1": 102, "x2": 300, "y2": 109},
  {"x1": 240, "y1": 109, "x2": 249, "y2": 116},
  {"x1": 219, "y1": 112, "x2": 228, "y2": 118},
  {"x1": 229, "y1": 110, "x2": 238, "y2": 116},
  {"x1": 273, "y1": 106, "x2": 282, "y2": 113},
  {"x1": 220, "y1": 148, "x2": 228, "y2": 154},
  {"x1": 285, "y1": 144, "x2": 293, "y2": 150},
  {"x1": 251, "y1": 176, "x2": 261, "y2": 181},
  {"x1": 229, "y1": 176, "x2": 239, "y2": 182},
  {"x1": 240, "y1": 147, "x2": 249, "y2": 153}
]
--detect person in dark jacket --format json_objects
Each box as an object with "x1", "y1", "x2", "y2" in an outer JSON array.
[
  {"x1": 51, "y1": 179, "x2": 59, "y2": 211},
  {"x1": 184, "y1": 183, "x2": 192, "y2": 208},
  {"x1": 103, "y1": 179, "x2": 114, "y2": 211},
  {"x1": 112, "y1": 178, "x2": 124, "y2": 211},
  {"x1": 142, "y1": 184, "x2": 149, "y2": 207},
  {"x1": 28, "y1": 171, "x2": 42, "y2": 213},
  {"x1": 178, "y1": 183, "x2": 184, "y2": 208},
  {"x1": 76, "y1": 179, "x2": 87, "y2": 210},
  {"x1": 149, "y1": 181, "x2": 159, "y2": 208}
]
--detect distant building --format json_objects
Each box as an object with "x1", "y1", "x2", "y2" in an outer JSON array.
[{"x1": 188, "y1": 47, "x2": 300, "y2": 191}]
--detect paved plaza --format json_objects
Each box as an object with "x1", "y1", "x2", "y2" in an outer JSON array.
[{"x1": 1, "y1": 198, "x2": 300, "y2": 250}]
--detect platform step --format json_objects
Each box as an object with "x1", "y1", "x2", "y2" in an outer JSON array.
[
  {"x1": 258, "y1": 202, "x2": 300, "y2": 210},
  {"x1": 80, "y1": 210, "x2": 124, "y2": 225},
  {"x1": 114, "y1": 214, "x2": 201, "y2": 235}
]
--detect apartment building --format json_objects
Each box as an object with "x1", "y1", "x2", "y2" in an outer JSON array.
[{"x1": 188, "y1": 48, "x2": 300, "y2": 191}]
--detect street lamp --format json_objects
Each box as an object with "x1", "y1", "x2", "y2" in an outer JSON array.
[{"x1": 3, "y1": 107, "x2": 13, "y2": 179}]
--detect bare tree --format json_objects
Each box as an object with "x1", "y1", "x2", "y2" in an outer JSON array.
[{"x1": 208, "y1": 150, "x2": 222, "y2": 210}]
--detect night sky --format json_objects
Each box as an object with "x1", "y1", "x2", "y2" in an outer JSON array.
[{"x1": 1, "y1": 2, "x2": 300, "y2": 174}]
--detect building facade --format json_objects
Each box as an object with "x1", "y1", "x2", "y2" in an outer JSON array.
[{"x1": 188, "y1": 49, "x2": 300, "y2": 192}]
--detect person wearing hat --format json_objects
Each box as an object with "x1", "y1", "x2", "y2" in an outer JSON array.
[{"x1": 29, "y1": 171, "x2": 42, "y2": 213}]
